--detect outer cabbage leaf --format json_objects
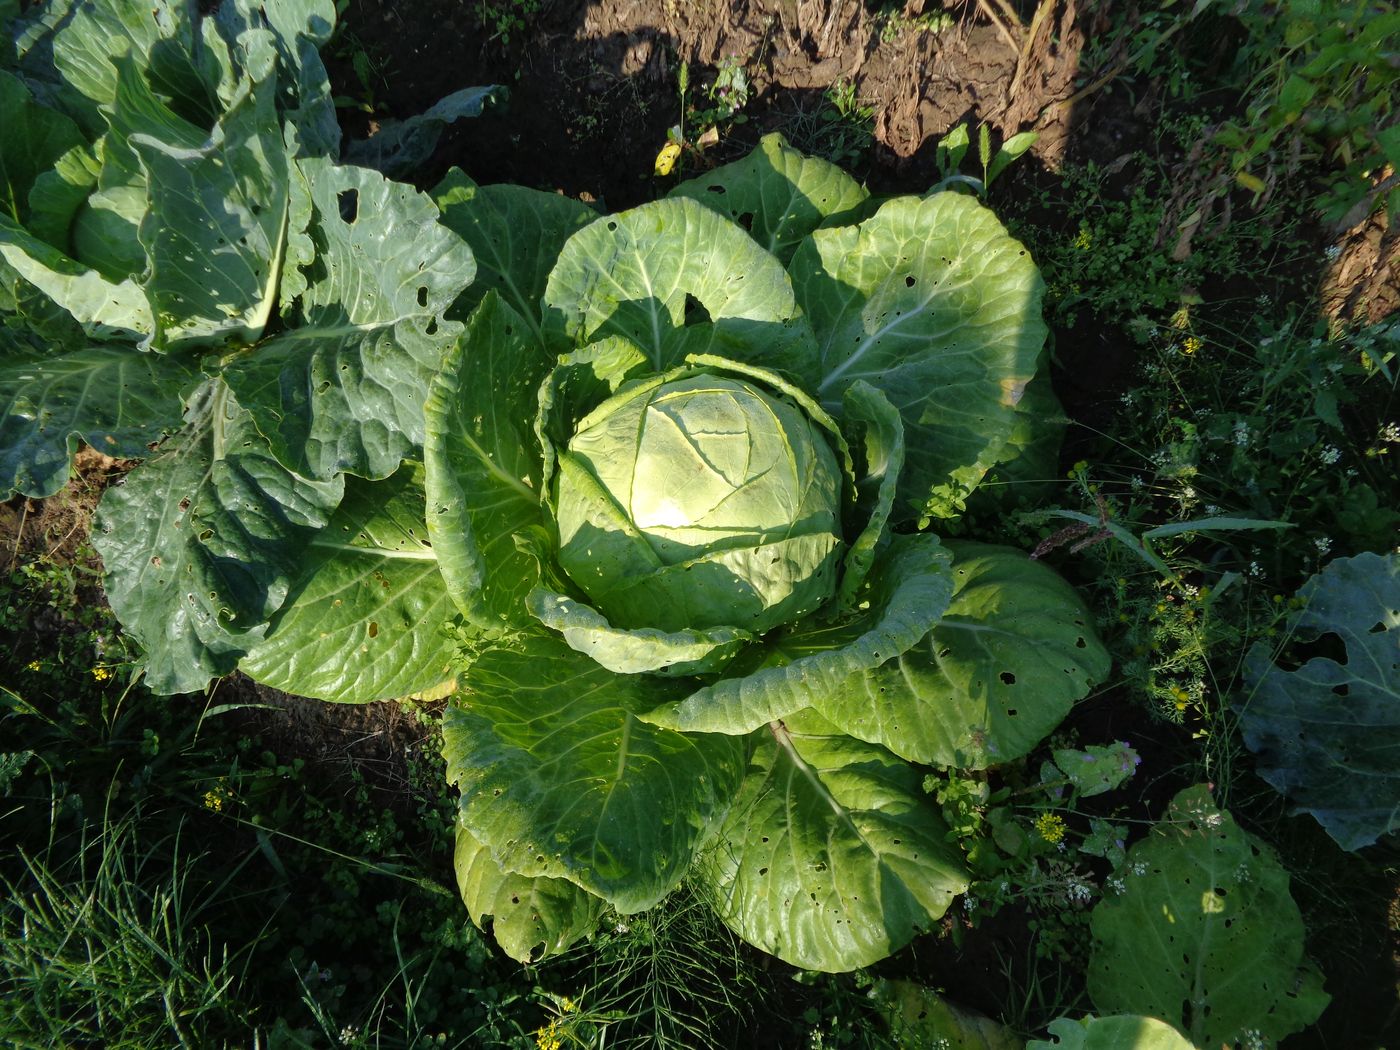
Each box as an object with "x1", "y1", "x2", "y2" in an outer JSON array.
[
  {"x1": 343, "y1": 85, "x2": 503, "y2": 179},
  {"x1": 836, "y1": 379, "x2": 903, "y2": 608},
  {"x1": 1087, "y1": 785, "x2": 1329, "y2": 1047},
  {"x1": 221, "y1": 158, "x2": 475, "y2": 481},
  {"x1": 432, "y1": 171, "x2": 597, "y2": 340},
  {"x1": 453, "y1": 823, "x2": 602, "y2": 964},
  {"x1": 239, "y1": 464, "x2": 459, "y2": 703},
  {"x1": 0, "y1": 69, "x2": 84, "y2": 222},
  {"x1": 133, "y1": 34, "x2": 289, "y2": 349},
  {"x1": 1238, "y1": 551, "x2": 1400, "y2": 851},
  {"x1": 214, "y1": 0, "x2": 341, "y2": 156},
  {"x1": 965, "y1": 368, "x2": 1065, "y2": 513},
  {"x1": 813, "y1": 542, "x2": 1109, "y2": 768},
  {"x1": 643, "y1": 533, "x2": 954, "y2": 735},
  {"x1": 669, "y1": 132, "x2": 870, "y2": 265},
  {"x1": 0, "y1": 345, "x2": 192, "y2": 498},
  {"x1": 423, "y1": 292, "x2": 549, "y2": 627},
  {"x1": 869, "y1": 981, "x2": 1020, "y2": 1050},
  {"x1": 46, "y1": 0, "x2": 228, "y2": 134},
  {"x1": 526, "y1": 587, "x2": 751, "y2": 676},
  {"x1": 0, "y1": 212, "x2": 152, "y2": 337},
  {"x1": 93, "y1": 380, "x2": 343, "y2": 694},
  {"x1": 442, "y1": 633, "x2": 747, "y2": 912},
  {"x1": 700, "y1": 709, "x2": 967, "y2": 972},
  {"x1": 26, "y1": 143, "x2": 100, "y2": 250},
  {"x1": 1027, "y1": 1015, "x2": 1199, "y2": 1050},
  {"x1": 542, "y1": 196, "x2": 820, "y2": 383},
  {"x1": 792, "y1": 192, "x2": 1046, "y2": 520}
]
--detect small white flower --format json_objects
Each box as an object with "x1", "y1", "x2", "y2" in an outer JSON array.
[
  {"x1": 1314, "y1": 536, "x2": 1332, "y2": 555},
  {"x1": 1107, "y1": 875, "x2": 1126, "y2": 894},
  {"x1": 1248, "y1": 561, "x2": 1264, "y2": 578},
  {"x1": 1319, "y1": 445, "x2": 1341, "y2": 465},
  {"x1": 1131, "y1": 861, "x2": 1148, "y2": 876},
  {"x1": 1379, "y1": 422, "x2": 1400, "y2": 444},
  {"x1": 1324, "y1": 244, "x2": 1342, "y2": 261},
  {"x1": 1233, "y1": 420, "x2": 1250, "y2": 447}
]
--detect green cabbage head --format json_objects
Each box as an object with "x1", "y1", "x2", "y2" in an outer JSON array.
[{"x1": 555, "y1": 372, "x2": 843, "y2": 634}]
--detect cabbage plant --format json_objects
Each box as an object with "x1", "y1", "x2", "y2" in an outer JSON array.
[{"x1": 420, "y1": 138, "x2": 1111, "y2": 971}]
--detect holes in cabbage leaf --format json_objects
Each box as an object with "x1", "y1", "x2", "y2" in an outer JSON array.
[
  {"x1": 737, "y1": 211, "x2": 754, "y2": 231},
  {"x1": 417, "y1": 286, "x2": 428, "y2": 307},
  {"x1": 999, "y1": 671, "x2": 1016, "y2": 685},
  {"x1": 338, "y1": 188, "x2": 359, "y2": 224},
  {"x1": 683, "y1": 293, "x2": 712, "y2": 327}
]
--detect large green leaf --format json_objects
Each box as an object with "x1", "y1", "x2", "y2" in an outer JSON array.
[
  {"x1": 792, "y1": 192, "x2": 1046, "y2": 520},
  {"x1": 0, "y1": 70, "x2": 84, "y2": 223},
  {"x1": 964, "y1": 367, "x2": 1066, "y2": 513},
  {"x1": 541, "y1": 196, "x2": 820, "y2": 383},
  {"x1": 432, "y1": 171, "x2": 596, "y2": 341},
  {"x1": 0, "y1": 345, "x2": 191, "y2": 498},
  {"x1": 343, "y1": 85, "x2": 503, "y2": 179},
  {"x1": 239, "y1": 465, "x2": 459, "y2": 703},
  {"x1": 1027, "y1": 1015, "x2": 1198, "y2": 1050},
  {"x1": 214, "y1": 0, "x2": 341, "y2": 156},
  {"x1": 453, "y1": 822, "x2": 602, "y2": 964},
  {"x1": 423, "y1": 292, "x2": 549, "y2": 628},
  {"x1": 47, "y1": 0, "x2": 227, "y2": 133},
  {"x1": 134, "y1": 35, "x2": 289, "y2": 349},
  {"x1": 221, "y1": 158, "x2": 475, "y2": 481},
  {"x1": 643, "y1": 533, "x2": 954, "y2": 735},
  {"x1": 669, "y1": 132, "x2": 870, "y2": 265},
  {"x1": 813, "y1": 542, "x2": 1109, "y2": 768},
  {"x1": 836, "y1": 379, "x2": 904, "y2": 608},
  {"x1": 1087, "y1": 785, "x2": 1329, "y2": 1047},
  {"x1": 93, "y1": 380, "x2": 343, "y2": 694},
  {"x1": 869, "y1": 980, "x2": 1020, "y2": 1050},
  {"x1": 0, "y1": 212, "x2": 152, "y2": 338},
  {"x1": 1238, "y1": 551, "x2": 1400, "y2": 851},
  {"x1": 526, "y1": 586, "x2": 751, "y2": 676},
  {"x1": 700, "y1": 709, "x2": 967, "y2": 971},
  {"x1": 442, "y1": 633, "x2": 747, "y2": 912}
]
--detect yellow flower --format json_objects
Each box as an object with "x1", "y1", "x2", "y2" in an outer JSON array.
[
  {"x1": 91, "y1": 666, "x2": 111, "y2": 682},
  {"x1": 535, "y1": 1021, "x2": 563, "y2": 1050},
  {"x1": 559, "y1": 997, "x2": 577, "y2": 1014},
  {"x1": 1170, "y1": 306, "x2": 1191, "y2": 330},
  {"x1": 202, "y1": 790, "x2": 224, "y2": 813},
  {"x1": 1034, "y1": 812, "x2": 1067, "y2": 844},
  {"x1": 1073, "y1": 226, "x2": 1092, "y2": 251},
  {"x1": 1182, "y1": 336, "x2": 1203, "y2": 355},
  {"x1": 26, "y1": 660, "x2": 41, "y2": 672},
  {"x1": 654, "y1": 141, "x2": 682, "y2": 177}
]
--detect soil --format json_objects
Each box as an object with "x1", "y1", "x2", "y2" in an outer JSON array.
[{"x1": 3, "y1": 0, "x2": 1398, "y2": 1045}]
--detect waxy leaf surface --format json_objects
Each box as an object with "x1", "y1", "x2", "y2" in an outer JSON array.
[
  {"x1": 443, "y1": 633, "x2": 747, "y2": 912},
  {"x1": 702, "y1": 709, "x2": 967, "y2": 972},
  {"x1": 1239, "y1": 551, "x2": 1400, "y2": 850},
  {"x1": 1088, "y1": 785, "x2": 1328, "y2": 1047},
  {"x1": 240, "y1": 464, "x2": 458, "y2": 702}
]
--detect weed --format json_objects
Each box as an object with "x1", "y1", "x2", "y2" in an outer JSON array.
[{"x1": 777, "y1": 78, "x2": 878, "y2": 169}]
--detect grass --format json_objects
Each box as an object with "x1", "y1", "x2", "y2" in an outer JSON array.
[{"x1": 0, "y1": 816, "x2": 254, "y2": 1049}]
